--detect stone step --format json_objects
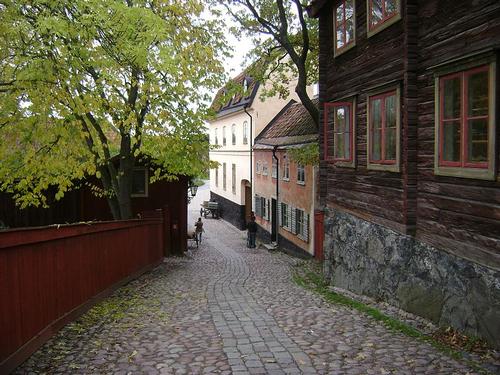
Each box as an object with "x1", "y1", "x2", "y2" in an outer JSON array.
[{"x1": 263, "y1": 242, "x2": 278, "y2": 251}]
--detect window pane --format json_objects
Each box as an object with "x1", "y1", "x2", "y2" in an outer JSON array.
[
  {"x1": 371, "y1": 0, "x2": 383, "y2": 26},
  {"x1": 336, "y1": 26, "x2": 344, "y2": 49},
  {"x1": 334, "y1": 107, "x2": 346, "y2": 133},
  {"x1": 371, "y1": 98, "x2": 382, "y2": 129},
  {"x1": 372, "y1": 129, "x2": 381, "y2": 160},
  {"x1": 467, "y1": 70, "x2": 488, "y2": 117},
  {"x1": 345, "y1": 0, "x2": 354, "y2": 19},
  {"x1": 334, "y1": 133, "x2": 345, "y2": 159},
  {"x1": 344, "y1": 132, "x2": 351, "y2": 159},
  {"x1": 132, "y1": 169, "x2": 146, "y2": 195},
  {"x1": 385, "y1": 94, "x2": 396, "y2": 128},
  {"x1": 467, "y1": 119, "x2": 488, "y2": 162},
  {"x1": 443, "y1": 77, "x2": 461, "y2": 119},
  {"x1": 385, "y1": 0, "x2": 397, "y2": 16},
  {"x1": 336, "y1": 4, "x2": 343, "y2": 23},
  {"x1": 346, "y1": 17, "x2": 354, "y2": 45},
  {"x1": 442, "y1": 121, "x2": 461, "y2": 162},
  {"x1": 385, "y1": 127, "x2": 396, "y2": 160}
]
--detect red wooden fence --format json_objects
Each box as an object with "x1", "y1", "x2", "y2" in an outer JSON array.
[{"x1": 0, "y1": 211, "x2": 167, "y2": 374}]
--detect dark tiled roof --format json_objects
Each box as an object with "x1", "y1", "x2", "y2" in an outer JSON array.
[
  {"x1": 210, "y1": 71, "x2": 259, "y2": 117},
  {"x1": 255, "y1": 99, "x2": 318, "y2": 147}
]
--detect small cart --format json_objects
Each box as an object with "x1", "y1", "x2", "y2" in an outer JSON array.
[{"x1": 200, "y1": 201, "x2": 220, "y2": 219}]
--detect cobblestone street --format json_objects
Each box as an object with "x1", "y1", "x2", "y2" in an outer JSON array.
[{"x1": 15, "y1": 201, "x2": 481, "y2": 374}]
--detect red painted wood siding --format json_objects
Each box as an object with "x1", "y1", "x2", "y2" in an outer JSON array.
[{"x1": 0, "y1": 215, "x2": 164, "y2": 372}]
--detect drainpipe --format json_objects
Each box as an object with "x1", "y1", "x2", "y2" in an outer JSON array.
[
  {"x1": 272, "y1": 146, "x2": 279, "y2": 247},
  {"x1": 244, "y1": 106, "x2": 253, "y2": 208}
]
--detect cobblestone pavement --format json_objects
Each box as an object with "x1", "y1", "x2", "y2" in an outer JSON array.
[{"x1": 16, "y1": 215, "x2": 480, "y2": 374}]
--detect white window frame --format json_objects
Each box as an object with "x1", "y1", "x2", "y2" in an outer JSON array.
[
  {"x1": 282, "y1": 156, "x2": 290, "y2": 181},
  {"x1": 297, "y1": 164, "x2": 305, "y2": 185},
  {"x1": 243, "y1": 121, "x2": 248, "y2": 145},
  {"x1": 231, "y1": 163, "x2": 236, "y2": 194},
  {"x1": 223, "y1": 162, "x2": 227, "y2": 190}
]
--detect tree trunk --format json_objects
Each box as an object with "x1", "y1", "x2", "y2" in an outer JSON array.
[
  {"x1": 117, "y1": 134, "x2": 134, "y2": 220},
  {"x1": 295, "y1": 63, "x2": 319, "y2": 127}
]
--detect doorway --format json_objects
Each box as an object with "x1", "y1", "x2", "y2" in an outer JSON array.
[
  {"x1": 245, "y1": 185, "x2": 252, "y2": 222},
  {"x1": 271, "y1": 199, "x2": 277, "y2": 241}
]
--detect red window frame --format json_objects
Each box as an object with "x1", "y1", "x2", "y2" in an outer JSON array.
[
  {"x1": 368, "y1": 90, "x2": 397, "y2": 165},
  {"x1": 324, "y1": 101, "x2": 354, "y2": 163},
  {"x1": 368, "y1": 0, "x2": 398, "y2": 31},
  {"x1": 438, "y1": 65, "x2": 489, "y2": 169},
  {"x1": 335, "y1": 0, "x2": 354, "y2": 52}
]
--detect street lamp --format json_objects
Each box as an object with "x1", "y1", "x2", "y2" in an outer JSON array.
[{"x1": 189, "y1": 183, "x2": 198, "y2": 197}]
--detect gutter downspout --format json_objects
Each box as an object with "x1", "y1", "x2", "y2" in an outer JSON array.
[
  {"x1": 244, "y1": 106, "x2": 253, "y2": 212},
  {"x1": 272, "y1": 146, "x2": 279, "y2": 247}
]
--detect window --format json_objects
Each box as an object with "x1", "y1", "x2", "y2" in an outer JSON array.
[
  {"x1": 295, "y1": 208, "x2": 309, "y2": 241},
  {"x1": 260, "y1": 197, "x2": 267, "y2": 219},
  {"x1": 262, "y1": 162, "x2": 268, "y2": 176},
  {"x1": 243, "y1": 121, "x2": 248, "y2": 145},
  {"x1": 223, "y1": 126, "x2": 226, "y2": 146},
  {"x1": 215, "y1": 166, "x2": 218, "y2": 187},
  {"x1": 334, "y1": 0, "x2": 355, "y2": 55},
  {"x1": 231, "y1": 124, "x2": 236, "y2": 145},
  {"x1": 435, "y1": 63, "x2": 495, "y2": 180},
  {"x1": 297, "y1": 164, "x2": 305, "y2": 184},
  {"x1": 272, "y1": 158, "x2": 277, "y2": 178},
  {"x1": 282, "y1": 155, "x2": 290, "y2": 180},
  {"x1": 324, "y1": 100, "x2": 356, "y2": 167},
  {"x1": 256, "y1": 161, "x2": 261, "y2": 174},
  {"x1": 231, "y1": 163, "x2": 236, "y2": 194},
  {"x1": 367, "y1": 88, "x2": 400, "y2": 172},
  {"x1": 367, "y1": 0, "x2": 400, "y2": 36},
  {"x1": 214, "y1": 128, "x2": 218, "y2": 145},
  {"x1": 280, "y1": 202, "x2": 289, "y2": 228},
  {"x1": 223, "y1": 162, "x2": 226, "y2": 190},
  {"x1": 131, "y1": 168, "x2": 148, "y2": 197}
]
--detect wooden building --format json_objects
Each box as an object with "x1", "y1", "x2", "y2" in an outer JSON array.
[
  {"x1": 308, "y1": 0, "x2": 500, "y2": 347},
  {"x1": 253, "y1": 100, "x2": 319, "y2": 258},
  {"x1": 0, "y1": 161, "x2": 190, "y2": 255}
]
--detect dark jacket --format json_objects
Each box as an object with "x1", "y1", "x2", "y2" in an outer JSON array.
[{"x1": 247, "y1": 221, "x2": 258, "y2": 233}]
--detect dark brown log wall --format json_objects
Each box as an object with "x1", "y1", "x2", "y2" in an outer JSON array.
[
  {"x1": 416, "y1": 0, "x2": 500, "y2": 267},
  {"x1": 319, "y1": 0, "x2": 413, "y2": 232}
]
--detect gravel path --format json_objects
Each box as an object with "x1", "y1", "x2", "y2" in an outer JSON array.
[{"x1": 15, "y1": 216, "x2": 479, "y2": 374}]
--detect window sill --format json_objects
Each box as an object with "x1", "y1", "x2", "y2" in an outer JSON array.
[
  {"x1": 367, "y1": 163, "x2": 400, "y2": 173},
  {"x1": 333, "y1": 160, "x2": 356, "y2": 168},
  {"x1": 434, "y1": 166, "x2": 495, "y2": 181},
  {"x1": 282, "y1": 178, "x2": 290, "y2": 182},
  {"x1": 367, "y1": 13, "x2": 401, "y2": 38},
  {"x1": 334, "y1": 42, "x2": 356, "y2": 58},
  {"x1": 297, "y1": 181, "x2": 306, "y2": 186}
]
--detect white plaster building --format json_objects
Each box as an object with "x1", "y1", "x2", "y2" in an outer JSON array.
[{"x1": 208, "y1": 71, "x2": 311, "y2": 229}]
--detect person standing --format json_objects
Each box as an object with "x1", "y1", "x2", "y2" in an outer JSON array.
[
  {"x1": 246, "y1": 215, "x2": 258, "y2": 248},
  {"x1": 194, "y1": 217, "x2": 204, "y2": 243}
]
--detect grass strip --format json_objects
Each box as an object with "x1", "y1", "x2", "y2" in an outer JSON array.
[{"x1": 292, "y1": 268, "x2": 491, "y2": 374}]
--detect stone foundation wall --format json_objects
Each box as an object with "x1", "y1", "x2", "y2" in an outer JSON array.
[
  {"x1": 324, "y1": 208, "x2": 500, "y2": 348},
  {"x1": 210, "y1": 192, "x2": 246, "y2": 230}
]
